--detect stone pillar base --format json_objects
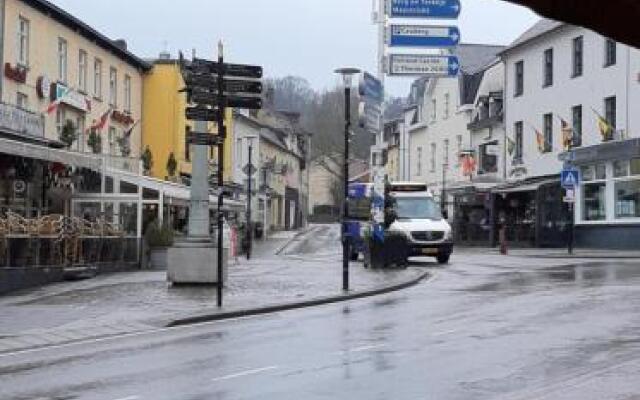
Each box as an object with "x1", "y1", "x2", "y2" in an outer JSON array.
[{"x1": 167, "y1": 238, "x2": 228, "y2": 284}]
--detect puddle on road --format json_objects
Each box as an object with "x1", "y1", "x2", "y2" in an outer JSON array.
[{"x1": 467, "y1": 262, "x2": 640, "y2": 294}]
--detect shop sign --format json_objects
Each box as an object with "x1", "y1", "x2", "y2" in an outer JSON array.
[
  {"x1": 509, "y1": 166, "x2": 528, "y2": 178},
  {"x1": 0, "y1": 102, "x2": 44, "y2": 138},
  {"x1": 52, "y1": 83, "x2": 91, "y2": 112},
  {"x1": 13, "y1": 180, "x2": 26, "y2": 196},
  {"x1": 36, "y1": 76, "x2": 51, "y2": 99},
  {"x1": 111, "y1": 109, "x2": 134, "y2": 125},
  {"x1": 4, "y1": 63, "x2": 27, "y2": 84}
]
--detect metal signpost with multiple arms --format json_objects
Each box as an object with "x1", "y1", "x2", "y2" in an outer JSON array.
[{"x1": 180, "y1": 44, "x2": 263, "y2": 307}]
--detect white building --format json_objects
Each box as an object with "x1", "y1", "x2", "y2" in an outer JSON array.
[
  {"x1": 407, "y1": 44, "x2": 505, "y2": 219},
  {"x1": 501, "y1": 19, "x2": 640, "y2": 249}
]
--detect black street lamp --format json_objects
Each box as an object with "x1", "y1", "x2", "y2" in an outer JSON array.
[{"x1": 335, "y1": 67, "x2": 360, "y2": 292}]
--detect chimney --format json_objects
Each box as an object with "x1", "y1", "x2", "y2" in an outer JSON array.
[
  {"x1": 158, "y1": 51, "x2": 171, "y2": 60},
  {"x1": 113, "y1": 39, "x2": 128, "y2": 51}
]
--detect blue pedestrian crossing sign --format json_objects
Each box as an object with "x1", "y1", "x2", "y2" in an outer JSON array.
[{"x1": 561, "y1": 169, "x2": 580, "y2": 188}]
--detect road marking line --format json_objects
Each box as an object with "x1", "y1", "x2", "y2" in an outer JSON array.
[
  {"x1": 113, "y1": 396, "x2": 140, "y2": 400},
  {"x1": 333, "y1": 344, "x2": 386, "y2": 355},
  {"x1": 211, "y1": 366, "x2": 278, "y2": 382}
]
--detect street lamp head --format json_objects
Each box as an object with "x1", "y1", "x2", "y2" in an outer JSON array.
[{"x1": 334, "y1": 67, "x2": 361, "y2": 88}]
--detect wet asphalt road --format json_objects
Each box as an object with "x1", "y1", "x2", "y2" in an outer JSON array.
[{"x1": 1, "y1": 232, "x2": 640, "y2": 399}]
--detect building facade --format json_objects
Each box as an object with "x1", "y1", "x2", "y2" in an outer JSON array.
[
  {"x1": 501, "y1": 19, "x2": 640, "y2": 249},
  {"x1": 1, "y1": 0, "x2": 148, "y2": 156},
  {"x1": 142, "y1": 55, "x2": 234, "y2": 183}
]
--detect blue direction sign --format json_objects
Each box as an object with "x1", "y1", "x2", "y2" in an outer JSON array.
[
  {"x1": 389, "y1": 25, "x2": 460, "y2": 48},
  {"x1": 359, "y1": 72, "x2": 384, "y2": 104},
  {"x1": 388, "y1": 54, "x2": 460, "y2": 77},
  {"x1": 561, "y1": 168, "x2": 581, "y2": 189},
  {"x1": 387, "y1": 0, "x2": 461, "y2": 19}
]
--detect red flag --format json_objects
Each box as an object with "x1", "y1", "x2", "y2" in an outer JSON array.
[{"x1": 89, "y1": 108, "x2": 112, "y2": 132}]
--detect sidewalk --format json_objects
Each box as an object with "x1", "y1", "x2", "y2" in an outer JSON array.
[
  {"x1": 0, "y1": 225, "x2": 428, "y2": 354},
  {"x1": 462, "y1": 247, "x2": 640, "y2": 260}
]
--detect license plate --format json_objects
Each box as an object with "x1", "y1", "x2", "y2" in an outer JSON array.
[{"x1": 422, "y1": 248, "x2": 438, "y2": 255}]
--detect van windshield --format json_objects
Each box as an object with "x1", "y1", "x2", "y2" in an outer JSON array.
[{"x1": 395, "y1": 197, "x2": 442, "y2": 220}]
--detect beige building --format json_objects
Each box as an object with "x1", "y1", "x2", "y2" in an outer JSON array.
[{"x1": 0, "y1": 0, "x2": 149, "y2": 157}]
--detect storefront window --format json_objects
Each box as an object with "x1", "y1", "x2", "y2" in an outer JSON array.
[
  {"x1": 581, "y1": 165, "x2": 595, "y2": 181},
  {"x1": 614, "y1": 160, "x2": 629, "y2": 177},
  {"x1": 583, "y1": 183, "x2": 606, "y2": 221},
  {"x1": 615, "y1": 180, "x2": 640, "y2": 218},
  {"x1": 631, "y1": 158, "x2": 640, "y2": 176},
  {"x1": 595, "y1": 164, "x2": 606, "y2": 180}
]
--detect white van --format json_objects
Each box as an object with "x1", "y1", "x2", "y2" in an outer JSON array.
[{"x1": 386, "y1": 182, "x2": 453, "y2": 264}]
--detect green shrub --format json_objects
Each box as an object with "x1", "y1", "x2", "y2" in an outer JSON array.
[{"x1": 145, "y1": 220, "x2": 174, "y2": 248}]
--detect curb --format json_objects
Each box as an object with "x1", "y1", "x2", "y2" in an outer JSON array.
[
  {"x1": 484, "y1": 251, "x2": 640, "y2": 260},
  {"x1": 166, "y1": 270, "x2": 431, "y2": 328},
  {"x1": 274, "y1": 225, "x2": 319, "y2": 255}
]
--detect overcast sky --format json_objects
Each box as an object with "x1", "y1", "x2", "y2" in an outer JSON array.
[{"x1": 49, "y1": 0, "x2": 538, "y2": 96}]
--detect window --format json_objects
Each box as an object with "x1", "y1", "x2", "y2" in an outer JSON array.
[
  {"x1": 16, "y1": 92, "x2": 28, "y2": 110},
  {"x1": 443, "y1": 93, "x2": 450, "y2": 119},
  {"x1": 109, "y1": 67, "x2": 118, "y2": 106},
  {"x1": 76, "y1": 116, "x2": 85, "y2": 152},
  {"x1": 543, "y1": 48, "x2": 553, "y2": 87},
  {"x1": 78, "y1": 50, "x2": 88, "y2": 92},
  {"x1": 124, "y1": 75, "x2": 132, "y2": 112},
  {"x1": 456, "y1": 135, "x2": 463, "y2": 165},
  {"x1": 443, "y1": 139, "x2": 449, "y2": 166},
  {"x1": 58, "y1": 38, "x2": 68, "y2": 83},
  {"x1": 430, "y1": 143, "x2": 436, "y2": 172},
  {"x1": 615, "y1": 180, "x2": 640, "y2": 218},
  {"x1": 514, "y1": 121, "x2": 523, "y2": 161},
  {"x1": 572, "y1": 36, "x2": 583, "y2": 77},
  {"x1": 17, "y1": 16, "x2": 29, "y2": 66},
  {"x1": 605, "y1": 38, "x2": 617, "y2": 67},
  {"x1": 605, "y1": 96, "x2": 617, "y2": 130},
  {"x1": 108, "y1": 127, "x2": 117, "y2": 155},
  {"x1": 572, "y1": 105, "x2": 583, "y2": 147},
  {"x1": 416, "y1": 146, "x2": 423, "y2": 176},
  {"x1": 185, "y1": 126, "x2": 191, "y2": 161},
  {"x1": 56, "y1": 108, "x2": 66, "y2": 136},
  {"x1": 514, "y1": 61, "x2": 524, "y2": 96},
  {"x1": 94, "y1": 59, "x2": 103, "y2": 98},
  {"x1": 430, "y1": 99, "x2": 437, "y2": 121},
  {"x1": 543, "y1": 113, "x2": 553, "y2": 153},
  {"x1": 583, "y1": 182, "x2": 607, "y2": 221}
]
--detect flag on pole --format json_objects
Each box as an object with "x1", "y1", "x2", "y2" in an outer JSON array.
[
  {"x1": 535, "y1": 128, "x2": 545, "y2": 153},
  {"x1": 558, "y1": 116, "x2": 574, "y2": 151},
  {"x1": 591, "y1": 107, "x2": 613, "y2": 141},
  {"x1": 44, "y1": 87, "x2": 70, "y2": 115},
  {"x1": 123, "y1": 119, "x2": 140, "y2": 139},
  {"x1": 88, "y1": 108, "x2": 112, "y2": 132}
]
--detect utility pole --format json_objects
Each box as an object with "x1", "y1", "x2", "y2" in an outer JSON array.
[
  {"x1": 246, "y1": 141, "x2": 253, "y2": 260},
  {"x1": 215, "y1": 41, "x2": 226, "y2": 307}
]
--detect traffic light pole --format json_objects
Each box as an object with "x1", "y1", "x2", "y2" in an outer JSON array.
[
  {"x1": 216, "y1": 42, "x2": 225, "y2": 308},
  {"x1": 246, "y1": 143, "x2": 253, "y2": 260}
]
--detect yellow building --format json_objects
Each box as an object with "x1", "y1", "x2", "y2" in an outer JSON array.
[
  {"x1": 1, "y1": 0, "x2": 149, "y2": 157},
  {"x1": 142, "y1": 56, "x2": 233, "y2": 182}
]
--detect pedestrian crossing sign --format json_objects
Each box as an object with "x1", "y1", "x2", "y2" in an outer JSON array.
[{"x1": 561, "y1": 169, "x2": 580, "y2": 188}]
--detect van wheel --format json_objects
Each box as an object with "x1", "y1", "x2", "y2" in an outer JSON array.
[{"x1": 437, "y1": 255, "x2": 450, "y2": 264}]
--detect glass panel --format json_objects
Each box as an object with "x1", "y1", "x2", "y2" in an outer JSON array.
[
  {"x1": 613, "y1": 160, "x2": 629, "y2": 177},
  {"x1": 118, "y1": 202, "x2": 138, "y2": 235},
  {"x1": 583, "y1": 183, "x2": 606, "y2": 221},
  {"x1": 581, "y1": 166, "x2": 595, "y2": 181},
  {"x1": 120, "y1": 181, "x2": 138, "y2": 194},
  {"x1": 631, "y1": 159, "x2": 640, "y2": 176},
  {"x1": 615, "y1": 180, "x2": 640, "y2": 218},
  {"x1": 143, "y1": 188, "x2": 159, "y2": 200},
  {"x1": 595, "y1": 164, "x2": 607, "y2": 180}
]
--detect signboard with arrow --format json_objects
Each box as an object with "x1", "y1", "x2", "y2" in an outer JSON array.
[
  {"x1": 388, "y1": 54, "x2": 460, "y2": 77},
  {"x1": 388, "y1": 25, "x2": 461, "y2": 48}
]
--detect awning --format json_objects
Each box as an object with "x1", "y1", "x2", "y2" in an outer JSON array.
[
  {"x1": 0, "y1": 136, "x2": 102, "y2": 170},
  {"x1": 493, "y1": 178, "x2": 558, "y2": 194}
]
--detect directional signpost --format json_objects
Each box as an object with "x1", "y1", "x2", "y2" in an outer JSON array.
[
  {"x1": 187, "y1": 131, "x2": 224, "y2": 146},
  {"x1": 358, "y1": 72, "x2": 384, "y2": 134},
  {"x1": 179, "y1": 47, "x2": 263, "y2": 307},
  {"x1": 386, "y1": 0, "x2": 461, "y2": 19},
  {"x1": 388, "y1": 25, "x2": 460, "y2": 48},
  {"x1": 388, "y1": 54, "x2": 460, "y2": 77}
]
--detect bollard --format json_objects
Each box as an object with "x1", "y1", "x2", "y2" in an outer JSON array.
[{"x1": 499, "y1": 226, "x2": 508, "y2": 255}]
